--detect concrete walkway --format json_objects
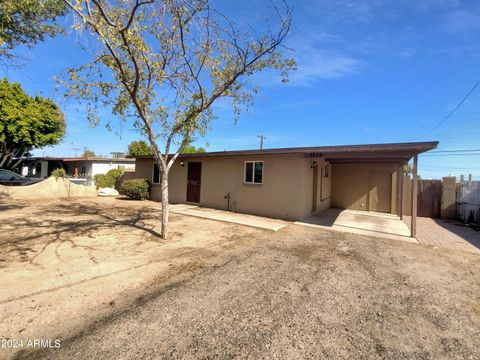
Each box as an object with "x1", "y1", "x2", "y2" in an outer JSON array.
[
  {"x1": 169, "y1": 205, "x2": 480, "y2": 254},
  {"x1": 404, "y1": 216, "x2": 480, "y2": 254},
  {"x1": 295, "y1": 208, "x2": 416, "y2": 243},
  {"x1": 169, "y1": 204, "x2": 287, "y2": 232}
]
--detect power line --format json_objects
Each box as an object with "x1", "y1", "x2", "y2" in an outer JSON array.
[
  {"x1": 423, "y1": 79, "x2": 480, "y2": 136},
  {"x1": 429, "y1": 149, "x2": 480, "y2": 153},
  {"x1": 421, "y1": 166, "x2": 480, "y2": 170},
  {"x1": 421, "y1": 153, "x2": 480, "y2": 157}
]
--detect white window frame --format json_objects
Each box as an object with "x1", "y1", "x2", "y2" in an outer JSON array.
[
  {"x1": 152, "y1": 163, "x2": 161, "y2": 184},
  {"x1": 244, "y1": 161, "x2": 264, "y2": 184}
]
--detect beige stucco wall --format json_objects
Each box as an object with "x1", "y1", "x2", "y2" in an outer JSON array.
[
  {"x1": 319, "y1": 163, "x2": 332, "y2": 212},
  {"x1": 402, "y1": 174, "x2": 412, "y2": 216},
  {"x1": 134, "y1": 158, "x2": 154, "y2": 180},
  {"x1": 136, "y1": 157, "x2": 400, "y2": 219},
  {"x1": 391, "y1": 169, "x2": 398, "y2": 214},
  {"x1": 136, "y1": 155, "x2": 315, "y2": 220},
  {"x1": 302, "y1": 160, "x2": 331, "y2": 217},
  {"x1": 331, "y1": 163, "x2": 401, "y2": 213},
  {"x1": 441, "y1": 177, "x2": 457, "y2": 219}
]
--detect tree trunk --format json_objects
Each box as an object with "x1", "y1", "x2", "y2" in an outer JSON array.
[
  {"x1": 4, "y1": 148, "x2": 20, "y2": 169},
  {"x1": 10, "y1": 150, "x2": 26, "y2": 171},
  {"x1": 160, "y1": 170, "x2": 169, "y2": 239},
  {"x1": 0, "y1": 154, "x2": 8, "y2": 168},
  {"x1": 0, "y1": 150, "x2": 13, "y2": 168}
]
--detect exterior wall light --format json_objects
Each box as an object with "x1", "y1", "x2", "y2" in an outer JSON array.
[
  {"x1": 311, "y1": 161, "x2": 317, "y2": 169},
  {"x1": 180, "y1": 161, "x2": 185, "y2": 167}
]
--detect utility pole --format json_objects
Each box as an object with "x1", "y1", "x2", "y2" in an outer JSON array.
[
  {"x1": 257, "y1": 135, "x2": 266, "y2": 150},
  {"x1": 72, "y1": 148, "x2": 81, "y2": 157}
]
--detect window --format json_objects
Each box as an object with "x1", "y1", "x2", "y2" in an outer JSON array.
[
  {"x1": 323, "y1": 163, "x2": 329, "y2": 178},
  {"x1": 152, "y1": 163, "x2": 160, "y2": 184},
  {"x1": 244, "y1": 161, "x2": 263, "y2": 184}
]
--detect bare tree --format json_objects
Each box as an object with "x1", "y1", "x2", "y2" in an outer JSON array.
[{"x1": 59, "y1": 0, "x2": 295, "y2": 239}]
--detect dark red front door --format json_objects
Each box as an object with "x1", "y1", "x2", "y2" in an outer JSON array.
[{"x1": 186, "y1": 162, "x2": 202, "y2": 203}]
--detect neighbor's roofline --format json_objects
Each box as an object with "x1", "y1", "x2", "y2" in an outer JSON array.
[
  {"x1": 22, "y1": 157, "x2": 135, "y2": 162},
  {"x1": 132, "y1": 141, "x2": 439, "y2": 159}
]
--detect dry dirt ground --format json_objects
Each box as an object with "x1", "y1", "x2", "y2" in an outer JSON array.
[{"x1": 0, "y1": 198, "x2": 479, "y2": 359}]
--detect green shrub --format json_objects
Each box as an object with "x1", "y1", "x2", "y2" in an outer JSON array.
[
  {"x1": 93, "y1": 168, "x2": 124, "y2": 189},
  {"x1": 51, "y1": 168, "x2": 67, "y2": 178},
  {"x1": 93, "y1": 174, "x2": 108, "y2": 188},
  {"x1": 107, "y1": 168, "x2": 124, "y2": 182},
  {"x1": 121, "y1": 178, "x2": 150, "y2": 200}
]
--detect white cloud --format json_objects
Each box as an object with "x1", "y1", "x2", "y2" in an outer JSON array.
[
  {"x1": 443, "y1": 8, "x2": 480, "y2": 34},
  {"x1": 292, "y1": 51, "x2": 362, "y2": 85},
  {"x1": 257, "y1": 31, "x2": 363, "y2": 87},
  {"x1": 287, "y1": 31, "x2": 364, "y2": 85},
  {"x1": 305, "y1": 0, "x2": 382, "y2": 24},
  {"x1": 404, "y1": 0, "x2": 460, "y2": 10}
]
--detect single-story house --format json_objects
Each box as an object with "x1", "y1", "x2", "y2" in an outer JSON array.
[
  {"x1": 134, "y1": 141, "x2": 438, "y2": 235},
  {"x1": 21, "y1": 157, "x2": 136, "y2": 185}
]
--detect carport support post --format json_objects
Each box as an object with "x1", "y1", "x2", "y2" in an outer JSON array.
[{"x1": 410, "y1": 155, "x2": 418, "y2": 238}]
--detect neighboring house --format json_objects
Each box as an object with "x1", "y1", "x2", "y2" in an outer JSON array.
[
  {"x1": 20, "y1": 157, "x2": 136, "y2": 185},
  {"x1": 134, "y1": 141, "x2": 438, "y2": 221}
]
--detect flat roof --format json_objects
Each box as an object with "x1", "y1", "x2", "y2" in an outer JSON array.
[
  {"x1": 134, "y1": 141, "x2": 438, "y2": 162},
  {"x1": 23, "y1": 157, "x2": 135, "y2": 162}
]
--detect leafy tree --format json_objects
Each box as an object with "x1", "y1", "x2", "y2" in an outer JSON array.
[
  {"x1": 127, "y1": 140, "x2": 152, "y2": 157},
  {"x1": 404, "y1": 163, "x2": 412, "y2": 175},
  {"x1": 59, "y1": 0, "x2": 295, "y2": 239},
  {"x1": 0, "y1": 78, "x2": 65, "y2": 169},
  {"x1": 0, "y1": 0, "x2": 67, "y2": 60},
  {"x1": 181, "y1": 144, "x2": 206, "y2": 154},
  {"x1": 81, "y1": 146, "x2": 96, "y2": 157}
]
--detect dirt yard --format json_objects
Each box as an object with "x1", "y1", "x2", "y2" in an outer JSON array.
[{"x1": 1, "y1": 198, "x2": 479, "y2": 359}]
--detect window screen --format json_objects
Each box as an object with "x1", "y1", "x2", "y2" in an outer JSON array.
[
  {"x1": 244, "y1": 161, "x2": 263, "y2": 184},
  {"x1": 254, "y1": 162, "x2": 263, "y2": 183},
  {"x1": 153, "y1": 163, "x2": 160, "y2": 184},
  {"x1": 245, "y1": 162, "x2": 253, "y2": 183}
]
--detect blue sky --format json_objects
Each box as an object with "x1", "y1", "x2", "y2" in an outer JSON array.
[{"x1": 2, "y1": 0, "x2": 480, "y2": 179}]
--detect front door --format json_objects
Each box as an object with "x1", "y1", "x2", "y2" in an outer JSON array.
[
  {"x1": 369, "y1": 171, "x2": 392, "y2": 213},
  {"x1": 186, "y1": 162, "x2": 202, "y2": 203}
]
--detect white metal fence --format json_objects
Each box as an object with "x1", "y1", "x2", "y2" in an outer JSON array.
[{"x1": 457, "y1": 180, "x2": 480, "y2": 224}]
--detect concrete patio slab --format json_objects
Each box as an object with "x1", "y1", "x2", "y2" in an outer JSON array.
[
  {"x1": 295, "y1": 208, "x2": 416, "y2": 243},
  {"x1": 169, "y1": 204, "x2": 287, "y2": 232}
]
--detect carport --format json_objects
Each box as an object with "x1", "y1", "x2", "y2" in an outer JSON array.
[{"x1": 306, "y1": 141, "x2": 438, "y2": 238}]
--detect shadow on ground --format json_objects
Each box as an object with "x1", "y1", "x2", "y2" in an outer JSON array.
[
  {"x1": 434, "y1": 218, "x2": 480, "y2": 251},
  {"x1": 0, "y1": 201, "x2": 166, "y2": 265}
]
